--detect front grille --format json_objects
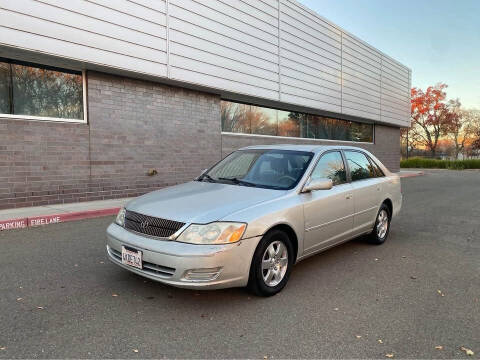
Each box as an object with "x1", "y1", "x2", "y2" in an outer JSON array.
[
  {"x1": 108, "y1": 247, "x2": 175, "y2": 278},
  {"x1": 124, "y1": 210, "x2": 185, "y2": 238}
]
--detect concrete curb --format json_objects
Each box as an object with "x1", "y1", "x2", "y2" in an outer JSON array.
[
  {"x1": 398, "y1": 171, "x2": 425, "y2": 178},
  {"x1": 0, "y1": 207, "x2": 120, "y2": 232}
]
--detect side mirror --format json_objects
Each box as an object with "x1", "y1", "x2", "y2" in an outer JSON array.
[{"x1": 302, "y1": 177, "x2": 333, "y2": 192}]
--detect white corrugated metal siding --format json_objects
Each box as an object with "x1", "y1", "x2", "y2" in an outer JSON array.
[{"x1": 0, "y1": 0, "x2": 411, "y2": 126}]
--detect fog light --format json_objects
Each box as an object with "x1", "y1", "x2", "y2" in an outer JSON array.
[{"x1": 183, "y1": 267, "x2": 222, "y2": 281}]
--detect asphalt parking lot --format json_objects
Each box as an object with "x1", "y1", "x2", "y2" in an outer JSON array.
[{"x1": 1, "y1": 170, "x2": 479, "y2": 359}]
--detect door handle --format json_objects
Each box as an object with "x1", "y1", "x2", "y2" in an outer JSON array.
[{"x1": 346, "y1": 193, "x2": 353, "y2": 200}]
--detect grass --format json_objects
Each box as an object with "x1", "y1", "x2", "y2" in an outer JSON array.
[{"x1": 400, "y1": 157, "x2": 480, "y2": 170}]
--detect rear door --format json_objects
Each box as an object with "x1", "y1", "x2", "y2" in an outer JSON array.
[
  {"x1": 344, "y1": 150, "x2": 383, "y2": 235},
  {"x1": 302, "y1": 151, "x2": 355, "y2": 254}
]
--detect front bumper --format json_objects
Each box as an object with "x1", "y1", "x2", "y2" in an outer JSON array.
[{"x1": 106, "y1": 223, "x2": 261, "y2": 289}]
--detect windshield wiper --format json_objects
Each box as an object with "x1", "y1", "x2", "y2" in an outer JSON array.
[
  {"x1": 199, "y1": 173, "x2": 216, "y2": 183},
  {"x1": 218, "y1": 177, "x2": 256, "y2": 187}
]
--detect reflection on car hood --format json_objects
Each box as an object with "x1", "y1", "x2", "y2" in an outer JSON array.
[{"x1": 126, "y1": 181, "x2": 286, "y2": 224}]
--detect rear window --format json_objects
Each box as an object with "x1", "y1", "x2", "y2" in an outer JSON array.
[{"x1": 369, "y1": 156, "x2": 385, "y2": 177}]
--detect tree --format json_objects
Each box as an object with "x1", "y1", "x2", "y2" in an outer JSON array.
[
  {"x1": 442, "y1": 99, "x2": 464, "y2": 159},
  {"x1": 446, "y1": 106, "x2": 480, "y2": 159},
  {"x1": 467, "y1": 110, "x2": 480, "y2": 157},
  {"x1": 472, "y1": 130, "x2": 480, "y2": 153},
  {"x1": 410, "y1": 84, "x2": 455, "y2": 157}
]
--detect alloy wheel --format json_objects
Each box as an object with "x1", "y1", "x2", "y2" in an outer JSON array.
[
  {"x1": 376, "y1": 209, "x2": 389, "y2": 239},
  {"x1": 261, "y1": 240, "x2": 288, "y2": 287}
]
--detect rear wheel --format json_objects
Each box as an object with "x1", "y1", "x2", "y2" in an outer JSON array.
[
  {"x1": 248, "y1": 230, "x2": 293, "y2": 296},
  {"x1": 367, "y1": 204, "x2": 391, "y2": 245}
]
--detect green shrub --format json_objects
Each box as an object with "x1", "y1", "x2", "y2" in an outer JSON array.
[{"x1": 400, "y1": 157, "x2": 480, "y2": 169}]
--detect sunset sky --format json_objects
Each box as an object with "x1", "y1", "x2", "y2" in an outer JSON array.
[{"x1": 299, "y1": 0, "x2": 480, "y2": 110}]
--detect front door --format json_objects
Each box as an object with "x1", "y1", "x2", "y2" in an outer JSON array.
[{"x1": 302, "y1": 151, "x2": 355, "y2": 255}]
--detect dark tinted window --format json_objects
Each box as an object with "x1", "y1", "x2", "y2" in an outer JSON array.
[
  {"x1": 250, "y1": 105, "x2": 277, "y2": 136},
  {"x1": 0, "y1": 59, "x2": 83, "y2": 120},
  {"x1": 204, "y1": 149, "x2": 313, "y2": 190},
  {"x1": 0, "y1": 62, "x2": 10, "y2": 114},
  {"x1": 308, "y1": 116, "x2": 373, "y2": 142},
  {"x1": 221, "y1": 101, "x2": 251, "y2": 134},
  {"x1": 278, "y1": 110, "x2": 302, "y2": 137},
  {"x1": 220, "y1": 100, "x2": 374, "y2": 143},
  {"x1": 308, "y1": 115, "x2": 349, "y2": 141},
  {"x1": 345, "y1": 151, "x2": 375, "y2": 181},
  {"x1": 350, "y1": 122, "x2": 374, "y2": 143},
  {"x1": 311, "y1": 151, "x2": 347, "y2": 185}
]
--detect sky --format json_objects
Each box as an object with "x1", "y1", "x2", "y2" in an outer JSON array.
[{"x1": 299, "y1": 0, "x2": 480, "y2": 110}]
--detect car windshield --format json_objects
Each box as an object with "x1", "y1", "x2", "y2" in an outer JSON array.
[{"x1": 199, "y1": 149, "x2": 314, "y2": 190}]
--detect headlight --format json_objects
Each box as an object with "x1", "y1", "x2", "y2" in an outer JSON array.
[
  {"x1": 176, "y1": 222, "x2": 247, "y2": 245},
  {"x1": 115, "y1": 207, "x2": 126, "y2": 227}
]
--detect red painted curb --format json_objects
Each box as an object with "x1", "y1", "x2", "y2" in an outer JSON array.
[
  {"x1": 0, "y1": 207, "x2": 120, "y2": 231},
  {"x1": 0, "y1": 217, "x2": 28, "y2": 231}
]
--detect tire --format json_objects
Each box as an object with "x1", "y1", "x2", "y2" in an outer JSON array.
[
  {"x1": 248, "y1": 229, "x2": 294, "y2": 297},
  {"x1": 367, "y1": 203, "x2": 391, "y2": 245}
]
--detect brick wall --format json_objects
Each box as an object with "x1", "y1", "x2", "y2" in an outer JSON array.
[
  {"x1": 221, "y1": 124, "x2": 400, "y2": 172},
  {"x1": 0, "y1": 71, "x2": 400, "y2": 209},
  {"x1": 0, "y1": 72, "x2": 221, "y2": 209},
  {"x1": 0, "y1": 120, "x2": 90, "y2": 209},
  {"x1": 369, "y1": 125, "x2": 401, "y2": 172},
  {"x1": 87, "y1": 72, "x2": 221, "y2": 201}
]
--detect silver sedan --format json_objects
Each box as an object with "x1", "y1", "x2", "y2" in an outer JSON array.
[{"x1": 106, "y1": 145, "x2": 402, "y2": 296}]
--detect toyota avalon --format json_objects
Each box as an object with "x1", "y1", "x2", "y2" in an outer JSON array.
[{"x1": 106, "y1": 145, "x2": 402, "y2": 296}]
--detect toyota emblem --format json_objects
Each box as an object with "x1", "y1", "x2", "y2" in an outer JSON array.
[{"x1": 140, "y1": 221, "x2": 149, "y2": 229}]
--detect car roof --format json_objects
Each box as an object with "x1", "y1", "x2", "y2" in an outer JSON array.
[{"x1": 239, "y1": 144, "x2": 368, "y2": 154}]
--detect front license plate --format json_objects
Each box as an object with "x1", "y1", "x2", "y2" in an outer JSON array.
[{"x1": 121, "y1": 246, "x2": 142, "y2": 269}]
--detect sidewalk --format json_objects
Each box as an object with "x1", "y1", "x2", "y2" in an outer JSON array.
[{"x1": 0, "y1": 198, "x2": 131, "y2": 231}]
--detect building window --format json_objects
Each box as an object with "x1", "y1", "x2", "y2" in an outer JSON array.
[
  {"x1": 0, "y1": 59, "x2": 84, "y2": 122},
  {"x1": 220, "y1": 100, "x2": 373, "y2": 143}
]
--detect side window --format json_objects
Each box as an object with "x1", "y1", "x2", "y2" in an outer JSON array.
[
  {"x1": 369, "y1": 156, "x2": 385, "y2": 177},
  {"x1": 311, "y1": 151, "x2": 347, "y2": 186},
  {"x1": 345, "y1": 151, "x2": 375, "y2": 181}
]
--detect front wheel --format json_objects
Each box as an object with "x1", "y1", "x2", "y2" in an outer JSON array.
[
  {"x1": 248, "y1": 230, "x2": 294, "y2": 297},
  {"x1": 367, "y1": 204, "x2": 391, "y2": 245}
]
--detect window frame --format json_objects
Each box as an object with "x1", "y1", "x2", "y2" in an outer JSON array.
[{"x1": 0, "y1": 58, "x2": 87, "y2": 124}]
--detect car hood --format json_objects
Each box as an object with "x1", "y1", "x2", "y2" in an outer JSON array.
[{"x1": 126, "y1": 181, "x2": 287, "y2": 224}]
